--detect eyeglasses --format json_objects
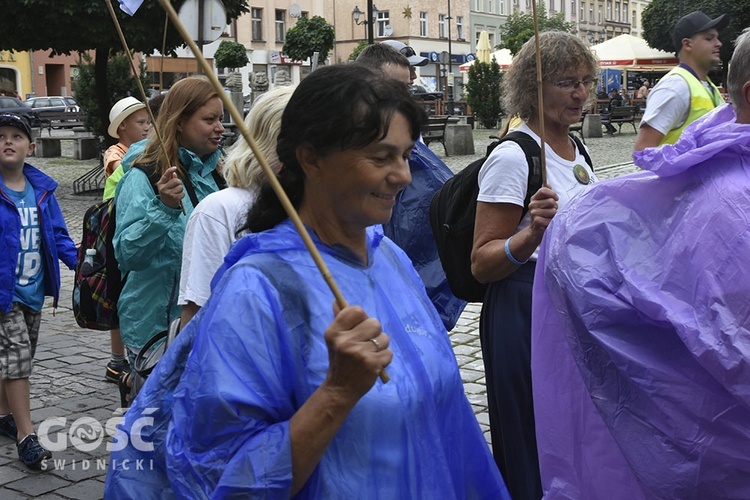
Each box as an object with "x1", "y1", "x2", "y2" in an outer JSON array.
[
  {"x1": 398, "y1": 46, "x2": 417, "y2": 58},
  {"x1": 552, "y1": 77, "x2": 598, "y2": 91}
]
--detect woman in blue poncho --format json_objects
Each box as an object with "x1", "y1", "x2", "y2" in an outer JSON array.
[{"x1": 105, "y1": 64, "x2": 509, "y2": 499}]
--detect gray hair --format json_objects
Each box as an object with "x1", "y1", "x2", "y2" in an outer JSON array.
[
  {"x1": 221, "y1": 85, "x2": 296, "y2": 190},
  {"x1": 728, "y1": 28, "x2": 750, "y2": 109},
  {"x1": 502, "y1": 31, "x2": 599, "y2": 121}
]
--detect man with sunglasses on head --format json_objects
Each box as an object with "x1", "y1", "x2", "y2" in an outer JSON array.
[
  {"x1": 355, "y1": 42, "x2": 467, "y2": 333},
  {"x1": 635, "y1": 11, "x2": 729, "y2": 150},
  {"x1": 381, "y1": 39, "x2": 428, "y2": 84}
]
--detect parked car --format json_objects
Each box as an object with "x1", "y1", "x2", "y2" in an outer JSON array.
[
  {"x1": 409, "y1": 84, "x2": 444, "y2": 101},
  {"x1": 0, "y1": 96, "x2": 40, "y2": 127},
  {"x1": 25, "y1": 96, "x2": 80, "y2": 113}
]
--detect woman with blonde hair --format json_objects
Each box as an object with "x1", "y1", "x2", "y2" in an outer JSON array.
[
  {"x1": 113, "y1": 76, "x2": 225, "y2": 370},
  {"x1": 178, "y1": 85, "x2": 295, "y2": 325}
]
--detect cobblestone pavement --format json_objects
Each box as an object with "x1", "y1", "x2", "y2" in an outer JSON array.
[{"x1": 0, "y1": 127, "x2": 639, "y2": 498}]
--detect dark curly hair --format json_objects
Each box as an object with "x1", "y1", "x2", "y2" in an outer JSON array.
[{"x1": 242, "y1": 64, "x2": 426, "y2": 233}]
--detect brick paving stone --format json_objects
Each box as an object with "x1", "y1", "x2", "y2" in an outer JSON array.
[
  {"x1": 4, "y1": 474, "x2": 72, "y2": 496},
  {"x1": 0, "y1": 466, "x2": 27, "y2": 486},
  {"x1": 53, "y1": 478, "x2": 106, "y2": 500}
]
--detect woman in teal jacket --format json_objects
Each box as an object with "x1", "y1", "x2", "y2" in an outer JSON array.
[{"x1": 113, "y1": 76, "x2": 224, "y2": 365}]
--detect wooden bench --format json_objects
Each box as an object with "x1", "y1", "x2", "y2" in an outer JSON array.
[
  {"x1": 422, "y1": 115, "x2": 449, "y2": 155},
  {"x1": 38, "y1": 110, "x2": 86, "y2": 134},
  {"x1": 602, "y1": 106, "x2": 637, "y2": 134}
]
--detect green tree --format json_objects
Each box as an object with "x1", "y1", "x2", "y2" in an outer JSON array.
[
  {"x1": 283, "y1": 16, "x2": 335, "y2": 64},
  {"x1": 465, "y1": 59, "x2": 503, "y2": 129},
  {"x1": 73, "y1": 52, "x2": 151, "y2": 140},
  {"x1": 349, "y1": 41, "x2": 370, "y2": 61},
  {"x1": 642, "y1": 0, "x2": 750, "y2": 83},
  {"x1": 214, "y1": 40, "x2": 249, "y2": 70},
  {"x1": 0, "y1": 0, "x2": 248, "y2": 144},
  {"x1": 498, "y1": 6, "x2": 577, "y2": 55}
]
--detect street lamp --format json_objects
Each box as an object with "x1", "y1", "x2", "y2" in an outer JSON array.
[
  {"x1": 352, "y1": 2, "x2": 378, "y2": 45},
  {"x1": 446, "y1": 0, "x2": 454, "y2": 115}
]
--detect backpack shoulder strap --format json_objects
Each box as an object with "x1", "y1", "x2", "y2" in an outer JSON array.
[
  {"x1": 496, "y1": 131, "x2": 543, "y2": 220},
  {"x1": 131, "y1": 163, "x2": 160, "y2": 196},
  {"x1": 211, "y1": 170, "x2": 227, "y2": 190},
  {"x1": 570, "y1": 135, "x2": 594, "y2": 170}
]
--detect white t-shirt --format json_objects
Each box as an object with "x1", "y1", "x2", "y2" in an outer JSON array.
[
  {"x1": 477, "y1": 123, "x2": 597, "y2": 261},
  {"x1": 640, "y1": 75, "x2": 691, "y2": 135},
  {"x1": 178, "y1": 186, "x2": 256, "y2": 307}
]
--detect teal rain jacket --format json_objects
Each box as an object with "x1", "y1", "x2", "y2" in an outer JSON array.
[
  {"x1": 105, "y1": 221, "x2": 509, "y2": 499},
  {"x1": 113, "y1": 148, "x2": 221, "y2": 349}
]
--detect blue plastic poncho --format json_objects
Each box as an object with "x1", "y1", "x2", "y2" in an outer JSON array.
[
  {"x1": 531, "y1": 104, "x2": 750, "y2": 499},
  {"x1": 383, "y1": 141, "x2": 466, "y2": 331},
  {"x1": 105, "y1": 221, "x2": 508, "y2": 499}
]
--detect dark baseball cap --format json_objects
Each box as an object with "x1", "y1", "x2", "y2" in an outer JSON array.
[
  {"x1": 672, "y1": 11, "x2": 729, "y2": 52},
  {"x1": 0, "y1": 113, "x2": 32, "y2": 141}
]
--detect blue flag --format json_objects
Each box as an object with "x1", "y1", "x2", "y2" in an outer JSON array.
[{"x1": 119, "y1": 0, "x2": 145, "y2": 16}]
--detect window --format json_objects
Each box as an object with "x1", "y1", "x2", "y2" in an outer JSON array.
[
  {"x1": 560, "y1": 0, "x2": 565, "y2": 14},
  {"x1": 572, "y1": 0, "x2": 576, "y2": 17},
  {"x1": 623, "y1": 2, "x2": 628, "y2": 21},
  {"x1": 474, "y1": 0, "x2": 481, "y2": 11},
  {"x1": 275, "y1": 10, "x2": 286, "y2": 42},
  {"x1": 606, "y1": 1, "x2": 611, "y2": 20},
  {"x1": 376, "y1": 11, "x2": 390, "y2": 37},
  {"x1": 301, "y1": 11, "x2": 309, "y2": 19},
  {"x1": 589, "y1": 5, "x2": 594, "y2": 22},
  {"x1": 457, "y1": 16, "x2": 464, "y2": 39},
  {"x1": 499, "y1": 0, "x2": 505, "y2": 15},
  {"x1": 488, "y1": 0, "x2": 494, "y2": 13},
  {"x1": 420, "y1": 12, "x2": 428, "y2": 37},
  {"x1": 580, "y1": 1, "x2": 585, "y2": 19},
  {"x1": 615, "y1": 1, "x2": 620, "y2": 21},
  {"x1": 251, "y1": 8, "x2": 263, "y2": 41},
  {"x1": 439, "y1": 14, "x2": 446, "y2": 38},
  {"x1": 598, "y1": 6, "x2": 602, "y2": 23},
  {"x1": 632, "y1": 9, "x2": 636, "y2": 28}
]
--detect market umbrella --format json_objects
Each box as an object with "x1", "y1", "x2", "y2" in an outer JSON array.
[
  {"x1": 591, "y1": 34, "x2": 677, "y2": 68},
  {"x1": 476, "y1": 31, "x2": 492, "y2": 64},
  {"x1": 459, "y1": 48, "x2": 513, "y2": 72}
]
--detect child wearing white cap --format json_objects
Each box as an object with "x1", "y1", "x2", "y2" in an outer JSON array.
[
  {"x1": 103, "y1": 97, "x2": 150, "y2": 177},
  {"x1": 102, "y1": 96, "x2": 150, "y2": 386}
]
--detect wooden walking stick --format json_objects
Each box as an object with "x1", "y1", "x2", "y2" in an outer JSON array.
[
  {"x1": 531, "y1": 0, "x2": 548, "y2": 186},
  {"x1": 104, "y1": 0, "x2": 187, "y2": 214},
  {"x1": 134, "y1": 0, "x2": 391, "y2": 382}
]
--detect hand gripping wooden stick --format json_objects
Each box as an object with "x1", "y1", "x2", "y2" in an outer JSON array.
[{"x1": 155, "y1": 0, "x2": 390, "y2": 383}]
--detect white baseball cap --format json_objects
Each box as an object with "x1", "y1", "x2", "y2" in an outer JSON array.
[
  {"x1": 381, "y1": 40, "x2": 429, "y2": 67},
  {"x1": 108, "y1": 96, "x2": 146, "y2": 138}
]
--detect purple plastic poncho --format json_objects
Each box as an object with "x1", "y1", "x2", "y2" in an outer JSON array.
[
  {"x1": 105, "y1": 221, "x2": 508, "y2": 499},
  {"x1": 532, "y1": 104, "x2": 750, "y2": 499}
]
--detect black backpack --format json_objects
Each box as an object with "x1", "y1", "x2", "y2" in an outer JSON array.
[{"x1": 428, "y1": 131, "x2": 592, "y2": 303}]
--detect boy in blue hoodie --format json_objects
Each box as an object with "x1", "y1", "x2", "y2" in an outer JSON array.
[{"x1": 0, "y1": 113, "x2": 77, "y2": 468}]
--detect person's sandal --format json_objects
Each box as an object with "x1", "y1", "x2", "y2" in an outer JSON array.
[
  {"x1": 17, "y1": 434, "x2": 51, "y2": 469},
  {"x1": 0, "y1": 414, "x2": 17, "y2": 440}
]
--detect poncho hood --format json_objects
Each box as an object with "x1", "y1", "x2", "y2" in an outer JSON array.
[
  {"x1": 634, "y1": 103, "x2": 750, "y2": 176},
  {"x1": 218, "y1": 220, "x2": 385, "y2": 280}
]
